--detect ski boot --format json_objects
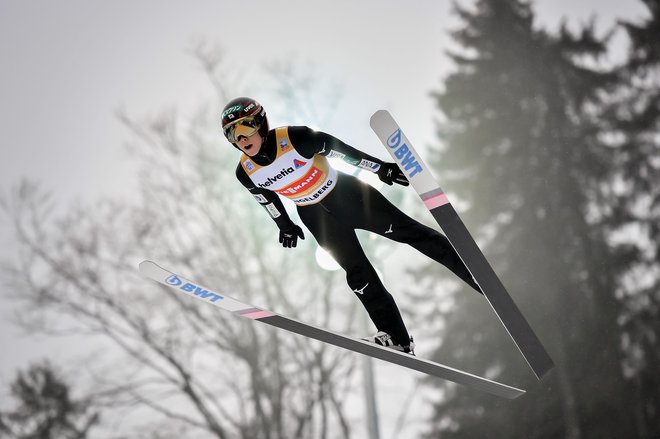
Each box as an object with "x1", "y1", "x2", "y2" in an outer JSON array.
[{"x1": 362, "y1": 331, "x2": 415, "y2": 355}]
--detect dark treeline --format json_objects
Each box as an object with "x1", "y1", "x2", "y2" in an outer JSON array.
[{"x1": 422, "y1": 0, "x2": 660, "y2": 438}]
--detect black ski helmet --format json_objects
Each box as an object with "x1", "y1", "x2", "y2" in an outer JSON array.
[{"x1": 221, "y1": 97, "x2": 269, "y2": 143}]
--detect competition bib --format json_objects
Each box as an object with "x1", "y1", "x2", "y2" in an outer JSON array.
[{"x1": 240, "y1": 127, "x2": 337, "y2": 206}]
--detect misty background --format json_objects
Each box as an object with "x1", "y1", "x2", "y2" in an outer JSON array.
[{"x1": 1, "y1": 0, "x2": 657, "y2": 438}]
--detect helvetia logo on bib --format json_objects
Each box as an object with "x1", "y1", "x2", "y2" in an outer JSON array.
[{"x1": 293, "y1": 159, "x2": 307, "y2": 169}]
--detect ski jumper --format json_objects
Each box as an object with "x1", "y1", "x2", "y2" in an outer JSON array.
[{"x1": 235, "y1": 126, "x2": 479, "y2": 346}]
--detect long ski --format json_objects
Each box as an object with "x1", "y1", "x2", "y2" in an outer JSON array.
[
  {"x1": 370, "y1": 110, "x2": 554, "y2": 379},
  {"x1": 139, "y1": 260, "x2": 525, "y2": 399}
]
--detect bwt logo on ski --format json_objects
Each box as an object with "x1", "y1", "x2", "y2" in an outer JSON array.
[
  {"x1": 386, "y1": 129, "x2": 424, "y2": 178},
  {"x1": 165, "y1": 275, "x2": 223, "y2": 302}
]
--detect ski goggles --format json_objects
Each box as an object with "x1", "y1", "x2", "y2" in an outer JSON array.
[{"x1": 223, "y1": 117, "x2": 261, "y2": 143}]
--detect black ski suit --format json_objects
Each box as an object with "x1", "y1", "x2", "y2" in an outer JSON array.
[{"x1": 235, "y1": 126, "x2": 479, "y2": 346}]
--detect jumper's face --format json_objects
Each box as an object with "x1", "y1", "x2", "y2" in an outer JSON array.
[{"x1": 235, "y1": 131, "x2": 263, "y2": 157}]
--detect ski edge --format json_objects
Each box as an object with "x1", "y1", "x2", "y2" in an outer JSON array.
[
  {"x1": 138, "y1": 260, "x2": 526, "y2": 399},
  {"x1": 369, "y1": 109, "x2": 555, "y2": 380}
]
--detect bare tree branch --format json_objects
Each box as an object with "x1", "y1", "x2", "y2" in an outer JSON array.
[{"x1": 1, "y1": 46, "x2": 363, "y2": 439}]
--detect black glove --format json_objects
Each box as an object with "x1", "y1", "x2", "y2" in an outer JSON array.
[
  {"x1": 279, "y1": 225, "x2": 305, "y2": 248},
  {"x1": 377, "y1": 163, "x2": 409, "y2": 186}
]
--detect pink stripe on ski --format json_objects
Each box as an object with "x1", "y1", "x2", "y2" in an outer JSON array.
[
  {"x1": 423, "y1": 192, "x2": 449, "y2": 209},
  {"x1": 241, "y1": 310, "x2": 275, "y2": 320}
]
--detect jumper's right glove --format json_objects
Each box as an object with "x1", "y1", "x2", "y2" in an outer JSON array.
[
  {"x1": 377, "y1": 163, "x2": 409, "y2": 186},
  {"x1": 279, "y1": 224, "x2": 305, "y2": 248}
]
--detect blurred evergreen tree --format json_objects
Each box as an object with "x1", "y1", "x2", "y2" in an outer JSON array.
[
  {"x1": 599, "y1": 0, "x2": 660, "y2": 435},
  {"x1": 418, "y1": 0, "x2": 641, "y2": 437},
  {"x1": 0, "y1": 362, "x2": 99, "y2": 439}
]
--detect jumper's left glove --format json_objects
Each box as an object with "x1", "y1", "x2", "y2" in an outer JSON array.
[
  {"x1": 377, "y1": 163, "x2": 409, "y2": 186},
  {"x1": 279, "y1": 224, "x2": 305, "y2": 248}
]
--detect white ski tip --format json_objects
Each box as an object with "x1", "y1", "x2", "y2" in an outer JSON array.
[
  {"x1": 138, "y1": 260, "x2": 159, "y2": 276},
  {"x1": 369, "y1": 109, "x2": 392, "y2": 129}
]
